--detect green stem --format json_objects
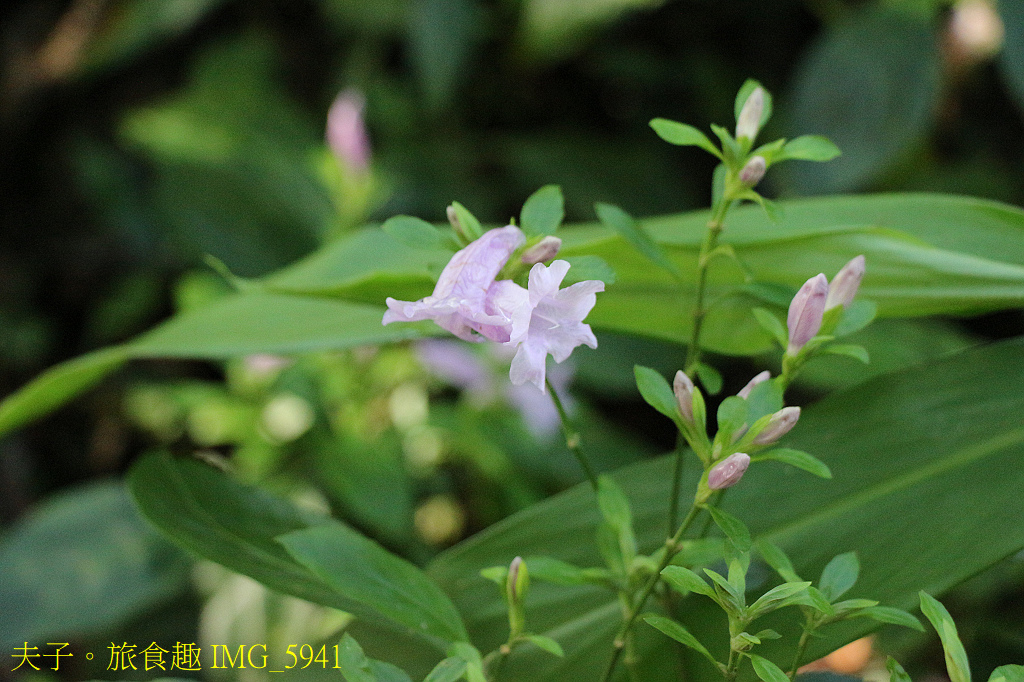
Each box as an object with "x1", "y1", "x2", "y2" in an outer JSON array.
[
  {"x1": 684, "y1": 199, "x2": 732, "y2": 376},
  {"x1": 788, "y1": 627, "x2": 814, "y2": 680},
  {"x1": 667, "y1": 435, "x2": 686, "y2": 536},
  {"x1": 546, "y1": 378, "x2": 598, "y2": 491},
  {"x1": 600, "y1": 504, "x2": 703, "y2": 682}
]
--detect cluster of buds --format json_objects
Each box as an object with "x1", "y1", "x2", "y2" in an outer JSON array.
[{"x1": 786, "y1": 255, "x2": 866, "y2": 356}]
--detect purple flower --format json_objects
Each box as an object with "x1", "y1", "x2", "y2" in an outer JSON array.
[
  {"x1": 508, "y1": 260, "x2": 604, "y2": 392},
  {"x1": 707, "y1": 453, "x2": 750, "y2": 490},
  {"x1": 787, "y1": 273, "x2": 829, "y2": 354},
  {"x1": 752, "y1": 406, "x2": 800, "y2": 445},
  {"x1": 825, "y1": 255, "x2": 866, "y2": 311},
  {"x1": 738, "y1": 370, "x2": 771, "y2": 399},
  {"x1": 673, "y1": 370, "x2": 695, "y2": 424},
  {"x1": 383, "y1": 226, "x2": 526, "y2": 342},
  {"x1": 327, "y1": 89, "x2": 372, "y2": 173}
]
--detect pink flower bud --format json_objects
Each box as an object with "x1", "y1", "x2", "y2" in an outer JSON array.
[
  {"x1": 326, "y1": 89, "x2": 371, "y2": 173},
  {"x1": 787, "y1": 273, "x2": 829, "y2": 354},
  {"x1": 521, "y1": 236, "x2": 562, "y2": 265},
  {"x1": 707, "y1": 453, "x2": 750, "y2": 490},
  {"x1": 738, "y1": 370, "x2": 770, "y2": 400},
  {"x1": 752, "y1": 406, "x2": 800, "y2": 445},
  {"x1": 673, "y1": 370, "x2": 695, "y2": 424},
  {"x1": 825, "y1": 255, "x2": 865, "y2": 310},
  {"x1": 736, "y1": 86, "x2": 766, "y2": 141},
  {"x1": 507, "y1": 556, "x2": 528, "y2": 602},
  {"x1": 739, "y1": 156, "x2": 767, "y2": 187}
]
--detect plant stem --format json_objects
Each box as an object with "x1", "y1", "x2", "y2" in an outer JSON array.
[
  {"x1": 684, "y1": 199, "x2": 732, "y2": 376},
  {"x1": 600, "y1": 504, "x2": 703, "y2": 682},
  {"x1": 546, "y1": 378, "x2": 598, "y2": 490},
  {"x1": 667, "y1": 435, "x2": 686, "y2": 535},
  {"x1": 787, "y1": 627, "x2": 814, "y2": 680}
]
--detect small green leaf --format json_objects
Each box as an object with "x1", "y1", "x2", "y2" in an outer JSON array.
[
  {"x1": 525, "y1": 634, "x2": 564, "y2": 658},
  {"x1": 748, "y1": 581, "x2": 813, "y2": 620},
  {"x1": 754, "y1": 629, "x2": 782, "y2": 640},
  {"x1": 834, "y1": 299, "x2": 878, "y2": 337},
  {"x1": 778, "y1": 135, "x2": 841, "y2": 162},
  {"x1": 706, "y1": 505, "x2": 752, "y2": 552},
  {"x1": 595, "y1": 202, "x2": 681, "y2": 278},
  {"x1": 716, "y1": 396, "x2": 748, "y2": 436},
  {"x1": 634, "y1": 365, "x2": 680, "y2": 422},
  {"x1": 753, "y1": 308, "x2": 789, "y2": 348},
  {"x1": 649, "y1": 118, "x2": 723, "y2": 159},
  {"x1": 643, "y1": 614, "x2": 719, "y2": 666},
  {"x1": 824, "y1": 344, "x2": 870, "y2": 364},
  {"x1": 336, "y1": 634, "x2": 375, "y2": 682},
  {"x1": 831, "y1": 598, "x2": 879, "y2": 615},
  {"x1": 449, "y1": 201, "x2": 483, "y2": 240},
  {"x1": 696, "y1": 362, "x2": 724, "y2": 395},
  {"x1": 744, "y1": 377, "x2": 784, "y2": 424},
  {"x1": 710, "y1": 123, "x2": 741, "y2": 161},
  {"x1": 423, "y1": 656, "x2": 467, "y2": 682},
  {"x1": 661, "y1": 565, "x2": 717, "y2": 600},
  {"x1": 562, "y1": 255, "x2": 616, "y2": 284},
  {"x1": 382, "y1": 215, "x2": 453, "y2": 251},
  {"x1": 888, "y1": 657, "x2": 913, "y2": 682},
  {"x1": 749, "y1": 653, "x2": 789, "y2": 682},
  {"x1": 753, "y1": 448, "x2": 832, "y2": 479},
  {"x1": 860, "y1": 606, "x2": 924, "y2": 631},
  {"x1": 520, "y1": 185, "x2": 564, "y2": 236},
  {"x1": 989, "y1": 665, "x2": 1024, "y2": 682},
  {"x1": 704, "y1": 568, "x2": 744, "y2": 609},
  {"x1": 479, "y1": 566, "x2": 507, "y2": 586},
  {"x1": 523, "y1": 556, "x2": 598, "y2": 586},
  {"x1": 819, "y1": 552, "x2": 860, "y2": 602},
  {"x1": 756, "y1": 540, "x2": 802, "y2": 583},
  {"x1": 919, "y1": 592, "x2": 972, "y2": 682},
  {"x1": 447, "y1": 643, "x2": 485, "y2": 682},
  {"x1": 597, "y1": 476, "x2": 633, "y2": 532}
]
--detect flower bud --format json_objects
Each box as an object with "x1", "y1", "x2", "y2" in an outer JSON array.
[
  {"x1": 326, "y1": 89, "x2": 371, "y2": 173},
  {"x1": 521, "y1": 236, "x2": 562, "y2": 265},
  {"x1": 739, "y1": 156, "x2": 767, "y2": 187},
  {"x1": 752, "y1": 406, "x2": 800, "y2": 445},
  {"x1": 707, "y1": 453, "x2": 751, "y2": 490},
  {"x1": 825, "y1": 255, "x2": 865, "y2": 310},
  {"x1": 673, "y1": 370, "x2": 695, "y2": 424},
  {"x1": 787, "y1": 273, "x2": 829, "y2": 354},
  {"x1": 738, "y1": 370, "x2": 770, "y2": 400},
  {"x1": 507, "y1": 556, "x2": 529, "y2": 603},
  {"x1": 736, "y1": 86, "x2": 766, "y2": 141}
]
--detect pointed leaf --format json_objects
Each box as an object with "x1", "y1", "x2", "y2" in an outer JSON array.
[
  {"x1": 661, "y1": 565, "x2": 716, "y2": 600},
  {"x1": 643, "y1": 615, "x2": 719, "y2": 666},
  {"x1": 989, "y1": 666, "x2": 1024, "y2": 682},
  {"x1": 824, "y1": 344, "x2": 870, "y2": 364},
  {"x1": 777, "y1": 135, "x2": 841, "y2": 162},
  {"x1": 520, "y1": 185, "x2": 564, "y2": 236},
  {"x1": 634, "y1": 365, "x2": 679, "y2": 422},
  {"x1": 649, "y1": 118, "x2": 722, "y2": 159},
  {"x1": 706, "y1": 506, "x2": 751, "y2": 552},
  {"x1": 748, "y1": 581, "x2": 814, "y2": 620},
  {"x1": 752, "y1": 448, "x2": 832, "y2": 479},
  {"x1": 524, "y1": 634, "x2": 564, "y2": 658},
  {"x1": 595, "y1": 202, "x2": 680, "y2": 278},
  {"x1": 919, "y1": 592, "x2": 971, "y2": 682},
  {"x1": 819, "y1": 552, "x2": 860, "y2": 602},
  {"x1": 749, "y1": 653, "x2": 790, "y2": 682},
  {"x1": 888, "y1": 657, "x2": 912, "y2": 682},
  {"x1": 856, "y1": 606, "x2": 924, "y2": 631},
  {"x1": 696, "y1": 362, "x2": 724, "y2": 395},
  {"x1": 424, "y1": 656, "x2": 467, "y2": 682},
  {"x1": 382, "y1": 215, "x2": 453, "y2": 251},
  {"x1": 753, "y1": 308, "x2": 789, "y2": 349}
]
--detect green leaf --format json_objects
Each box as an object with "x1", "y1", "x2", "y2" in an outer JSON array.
[
  {"x1": 744, "y1": 377, "x2": 784, "y2": 425},
  {"x1": 0, "y1": 481, "x2": 188, "y2": 650},
  {"x1": 824, "y1": 344, "x2": 870, "y2": 364},
  {"x1": 753, "y1": 308, "x2": 789, "y2": 348},
  {"x1": 336, "y1": 634, "x2": 376, "y2": 682},
  {"x1": 660, "y1": 565, "x2": 716, "y2": 600},
  {"x1": 382, "y1": 215, "x2": 454, "y2": 251},
  {"x1": 705, "y1": 505, "x2": 752, "y2": 552},
  {"x1": 888, "y1": 657, "x2": 912, "y2": 682},
  {"x1": 750, "y1": 653, "x2": 790, "y2": 682},
  {"x1": 649, "y1": 118, "x2": 722, "y2": 159},
  {"x1": 0, "y1": 346, "x2": 129, "y2": 439},
  {"x1": 857, "y1": 606, "x2": 924, "y2": 631},
  {"x1": 634, "y1": 365, "x2": 679, "y2": 422},
  {"x1": 989, "y1": 665, "x2": 1024, "y2": 682},
  {"x1": 449, "y1": 201, "x2": 483, "y2": 240},
  {"x1": 524, "y1": 635, "x2": 564, "y2": 658},
  {"x1": 756, "y1": 540, "x2": 802, "y2": 583},
  {"x1": 919, "y1": 592, "x2": 972, "y2": 682},
  {"x1": 596, "y1": 475, "x2": 637, "y2": 565},
  {"x1": 834, "y1": 300, "x2": 878, "y2": 337},
  {"x1": 777, "y1": 136, "x2": 841, "y2": 163},
  {"x1": 716, "y1": 396, "x2": 749, "y2": 437},
  {"x1": 279, "y1": 522, "x2": 469, "y2": 646},
  {"x1": 748, "y1": 581, "x2": 813, "y2": 620},
  {"x1": 562, "y1": 255, "x2": 616, "y2": 284},
  {"x1": 781, "y1": 8, "x2": 940, "y2": 193},
  {"x1": 752, "y1": 448, "x2": 832, "y2": 479},
  {"x1": 818, "y1": 552, "x2": 860, "y2": 602},
  {"x1": 520, "y1": 185, "x2": 565, "y2": 236},
  {"x1": 595, "y1": 202, "x2": 680, "y2": 278},
  {"x1": 642, "y1": 615, "x2": 719, "y2": 666},
  {"x1": 424, "y1": 656, "x2": 467, "y2": 682},
  {"x1": 696, "y1": 362, "x2": 724, "y2": 395},
  {"x1": 524, "y1": 556, "x2": 609, "y2": 587}
]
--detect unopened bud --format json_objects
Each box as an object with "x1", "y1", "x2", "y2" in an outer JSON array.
[
  {"x1": 738, "y1": 370, "x2": 770, "y2": 400},
  {"x1": 787, "y1": 273, "x2": 829, "y2": 354},
  {"x1": 507, "y1": 556, "x2": 529, "y2": 603},
  {"x1": 326, "y1": 89, "x2": 371, "y2": 173},
  {"x1": 752, "y1": 406, "x2": 800, "y2": 445},
  {"x1": 707, "y1": 453, "x2": 750, "y2": 490},
  {"x1": 825, "y1": 255, "x2": 866, "y2": 310},
  {"x1": 739, "y1": 156, "x2": 767, "y2": 187},
  {"x1": 736, "y1": 86, "x2": 766, "y2": 141},
  {"x1": 521, "y1": 236, "x2": 562, "y2": 265},
  {"x1": 673, "y1": 370, "x2": 695, "y2": 424}
]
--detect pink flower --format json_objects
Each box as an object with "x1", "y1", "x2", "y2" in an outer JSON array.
[
  {"x1": 508, "y1": 260, "x2": 604, "y2": 392},
  {"x1": 786, "y1": 273, "x2": 828, "y2": 354},
  {"x1": 383, "y1": 226, "x2": 526, "y2": 342},
  {"x1": 825, "y1": 255, "x2": 866, "y2": 311},
  {"x1": 707, "y1": 453, "x2": 751, "y2": 490},
  {"x1": 327, "y1": 89, "x2": 372, "y2": 173}
]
